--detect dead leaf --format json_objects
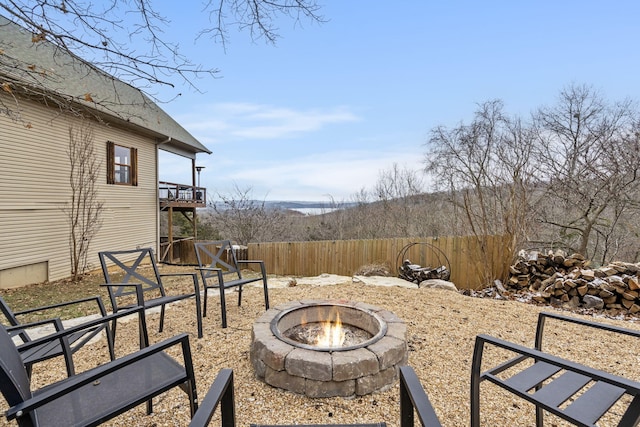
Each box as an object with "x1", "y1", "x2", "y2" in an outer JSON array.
[
  {"x1": 28, "y1": 64, "x2": 36, "y2": 71},
  {"x1": 2, "y1": 82, "x2": 11, "y2": 93},
  {"x1": 84, "y1": 93, "x2": 94, "y2": 102},
  {"x1": 31, "y1": 33, "x2": 46, "y2": 43}
]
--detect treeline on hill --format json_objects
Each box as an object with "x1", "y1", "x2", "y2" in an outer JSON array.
[{"x1": 163, "y1": 84, "x2": 640, "y2": 268}]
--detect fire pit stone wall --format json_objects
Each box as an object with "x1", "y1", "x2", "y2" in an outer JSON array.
[{"x1": 250, "y1": 299, "x2": 408, "y2": 398}]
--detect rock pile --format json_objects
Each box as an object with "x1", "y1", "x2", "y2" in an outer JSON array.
[{"x1": 507, "y1": 250, "x2": 640, "y2": 315}]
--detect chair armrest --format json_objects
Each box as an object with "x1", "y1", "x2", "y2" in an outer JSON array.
[
  {"x1": 7, "y1": 317, "x2": 64, "y2": 345},
  {"x1": 101, "y1": 282, "x2": 146, "y2": 306},
  {"x1": 6, "y1": 333, "x2": 191, "y2": 420},
  {"x1": 13, "y1": 295, "x2": 108, "y2": 317},
  {"x1": 189, "y1": 368, "x2": 235, "y2": 427},
  {"x1": 475, "y1": 334, "x2": 640, "y2": 394},
  {"x1": 196, "y1": 267, "x2": 226, "y2": 284},
  {"x1": 160, "y1": 272, "x2": 198, "y2": 279},
  {"x1": 159, "y1": 272, "x2": 201, "y2": 293},
  {"x1": 16, "y1": 306, "x2": 149, "y2": 353},
  {"x1": 237, "y1": 260, "x2": 267, "y2": 278},
  {"x1": 6, "y1": 317, "x2": 63, "y2": 333},
  {"x1": 535, "y1": 311, "x2": 640, "y2": 350},
  {"x1": 399, "y1": 366, "x2": 442, "y2": 427}
]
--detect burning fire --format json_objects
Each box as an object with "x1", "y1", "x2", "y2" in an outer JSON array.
[{"x1": 315, "y1": 311, "x2": 346, "y2": 348}]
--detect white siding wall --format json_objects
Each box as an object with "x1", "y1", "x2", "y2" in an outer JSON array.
[{"x1": 0, "y1": 95, "x2": 159, "y2": 287}]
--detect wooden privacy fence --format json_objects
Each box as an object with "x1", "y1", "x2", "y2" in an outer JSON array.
[
  {"x1": 166, "y1": 240, "x2": 247, "y2": 266},
  {"x1": 168, "y1": 235, "x2": 512, "y2": 290},
  {"x1": 248, "y1": 235, "x2": 512, "y2": 290}
]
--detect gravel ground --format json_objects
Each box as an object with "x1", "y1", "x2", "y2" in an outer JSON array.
[{"x1": 3, "y1": 278, "x2": 640, "y2": 427}]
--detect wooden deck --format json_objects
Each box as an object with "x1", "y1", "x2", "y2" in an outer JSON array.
[{"x1": 159, "y1": 181, "x2": 206, "y2": 210}]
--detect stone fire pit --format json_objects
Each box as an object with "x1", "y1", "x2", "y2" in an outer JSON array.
[{"x1": 250, "y1": 299, "x2": 407, "y2": 398}]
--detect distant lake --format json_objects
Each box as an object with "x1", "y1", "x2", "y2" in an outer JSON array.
[{"x1": 290, "y1": 207, "x2": 340, "y2": 215}]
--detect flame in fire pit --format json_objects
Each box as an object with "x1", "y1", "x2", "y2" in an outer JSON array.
[
  {"x1": 276, "y1": 302, "x2": 382, "y2": 351},
  {"x1": 316, "y1": 311, "x2": 346, "y2": 348}
]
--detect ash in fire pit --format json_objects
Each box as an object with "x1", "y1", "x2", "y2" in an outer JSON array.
[
  {"x1": 250, "y1": 300, "x2": 407, "y2": 398},
  {"x1": 284, "y1": 321, "x2": 372, "y2": 348},
  {"x1": 272, "y1": 302, "x2": 387, "y2": 352}
]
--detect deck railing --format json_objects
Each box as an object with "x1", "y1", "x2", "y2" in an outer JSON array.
[{"x1": 159, "y1": 181, "x2": 206, "y2": 207}]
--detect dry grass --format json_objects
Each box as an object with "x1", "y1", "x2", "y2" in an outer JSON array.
[{"x1": 2, "y1": 268, "x2": 640, "y2": 426}]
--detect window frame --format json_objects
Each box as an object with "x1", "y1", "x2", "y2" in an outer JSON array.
[{"x1": 107, "y1": 141, "x2": 138, "y2": 186}]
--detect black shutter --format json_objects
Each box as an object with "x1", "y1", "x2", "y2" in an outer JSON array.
[{"x1": 106, "y1": 141, "x2": 115, "y2": 184}]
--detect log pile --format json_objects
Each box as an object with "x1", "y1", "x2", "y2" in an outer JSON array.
[
  {"x1": 507, "y1": 250, "x2": 640, "y2": 315},
  {"x1": 399, "y1": 259, "x2": 451, "y2": 284}
]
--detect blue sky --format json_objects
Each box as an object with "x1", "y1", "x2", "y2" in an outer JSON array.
[{"x1": 155, "y1": 1, "x2": 640, "y2": 202}]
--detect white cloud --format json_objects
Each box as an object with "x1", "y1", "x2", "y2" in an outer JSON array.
[
  {"x1": 162, "y1": 102, "x2": 427, "y2": 202},
  {"x1": 205, "y1": 150, "x2": 427, "y2": 201},
  {"x1": 176, "y1": 102, "x2": 360, "y2": 141}
]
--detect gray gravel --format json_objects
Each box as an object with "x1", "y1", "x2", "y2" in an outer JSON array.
[{"x1": 3, "y1": 277, "x2": 640, "y2": 427}]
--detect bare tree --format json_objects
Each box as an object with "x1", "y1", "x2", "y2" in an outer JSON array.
[
  {"x1": 61, "y1": 124, "x2": 103, "y2": 280},
  {"x1": 210, "y1": 184, "x2": 290, "y2": 245},
  {"x1": 0, "y1": 1, "x2": 324, "y2": 119},
  {"x1": 374, "y1": 163, "x2": 424, "y2": 237},
  {"x1": 532, "y1": 84, "x2": 640, "y2": 262},
  {"x1": 425, "y1": 100, "x2": 542, "y2": 285}
]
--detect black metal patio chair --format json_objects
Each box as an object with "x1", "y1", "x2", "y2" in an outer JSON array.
[
  {"x1": 194, "y1": 240, "x2": 269, "y2": 328},
  {"x1": 0, "y1": 307, "x2": 203, "y2": 427},
  {"x1": 471, "y1": 312, "x2": 640, "y2": 427},
  {"x1": 99, "y1": 247, "x2": 203, "y2": 340},
  {"x1": 187, "y1": 366, "x2": 443, "y2": 427},
  {"x1": 0, "y1": 295, "x2": 114, "y2": 378}
]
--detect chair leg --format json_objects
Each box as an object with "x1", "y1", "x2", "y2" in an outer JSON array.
[
  {"x1": 203, "y1": 286, "x2": 209, "y2": 318},
  {"x1": 111, "y1": 317, "x2": 118, "y2": 348},
  {"x1": 105, "y1": 323, "x2": 116, "y2": 362},
  {"x1": 535, "y1": 406, "x2": 544, "y2": 427},
  {"x1": 25, "y1": 363, "x2": 33, "y2": 379},
  {"x1": 263, "y1": 278, "x2": 269, "y2": 309},
  {"x1": 237, "y1": 285, "x2": 243, "y2": 306},
  {"x1": 618, "y1": 395, "x2": 640, "y2": 427},
  {"x1": 187, "y1": 379, "x2": 198, "y2": 416},
  {"x1": 194, "y1": 288, "x2": 203, "y2": 339},
  {"x1": 159, "y1": 304, "x2": 166, "y2": 333},
  {"x1": 470, "y1": 338, "x2": 484, "y2": 427},
  {"x1": 220, "y1": 288, "x2": 228, "y2": 328},
  {"x1": 63, "y1": 346, "x2": 76, "y2": 377}
]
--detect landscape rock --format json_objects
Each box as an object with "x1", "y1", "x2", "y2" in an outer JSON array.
[
  {"x1": 582, "y1": 295, "x2": 605, "y2": 310},
  {"x1": 418, "y1": 279, "x2": 458, "y2": 292}
]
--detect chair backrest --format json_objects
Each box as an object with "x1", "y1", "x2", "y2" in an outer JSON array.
[
  {"x1": 99, "y1": 248, "x2": 166, "y2": 310},
  {"x1": 0, "y1": 296, "x2": 19, "y2": 327},
  {"x1": 0, "y1": 325, "x2": 34, "y2": 420},
  {"x1": 194, "y1": 241, "x2": 243, "y2": 282},
  {"x1": 0, "y1": 296, "x2": 32, "y2": 344}
]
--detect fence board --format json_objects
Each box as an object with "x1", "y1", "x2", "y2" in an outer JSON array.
[
  {"x1": 248, "y1": 235, "x2": 510, "y2": 290},
  {"x1": 171, "y1": 236, "x2": 510, "y2": 290}
]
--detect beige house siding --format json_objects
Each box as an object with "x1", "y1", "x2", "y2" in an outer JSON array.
[{"x1": 0, "y1": 94, "x2": 159, "y2": 288}]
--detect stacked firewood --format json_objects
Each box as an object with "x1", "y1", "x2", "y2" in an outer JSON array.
[
  {"x1": 508, "y1": 250, "x2": 640, "y2": 314},
  {"x1": 398, "y1": 259, "x2": 451, "y2": 284}
]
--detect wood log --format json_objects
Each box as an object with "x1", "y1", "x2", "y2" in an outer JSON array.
[
  {"x1": 507, "y1": 251, "x2": 640, "y2": 314},
  {"x1": 622, "y1": 298, "x2": 635, "y2": 309}
]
